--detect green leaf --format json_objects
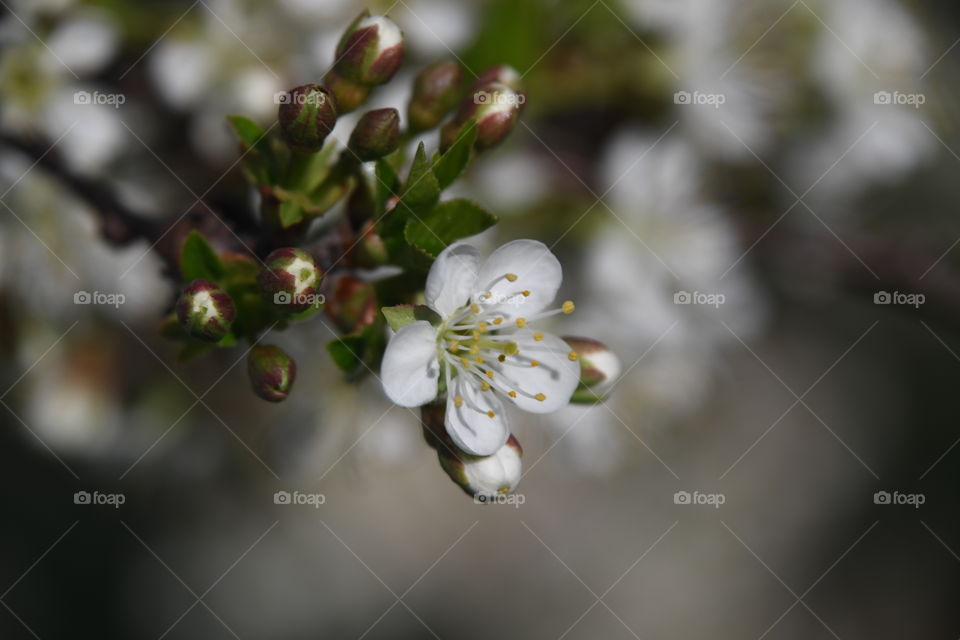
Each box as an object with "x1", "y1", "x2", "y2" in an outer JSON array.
[
  {"x1": 381, "y1": 305, "x2": 441, "y2": 331},
  {"x1": 180, "y1": 231, "x2": 223, "y2": 282},
  {"x1": 403, "y1": 198, "x2": 498, "y2": 258},
  {"x1": 400, "y1": 142, "x2": 440, "y2": 210},
  {"x1": 375, "y1": 158, "x2": 399, "y2": 217},
  {"x1": 433, "y1": 121, "x2": 476, "y2": 189},
  {"x1": 227, "y1": 115, "x2": 265, "y2": 149},
  {"x1": 570, "y1": 386, "x2": 607, "y2": 404}
]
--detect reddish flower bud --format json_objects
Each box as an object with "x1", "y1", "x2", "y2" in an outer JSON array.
[
  {"x1": 408, "y1": 60, "x2": 464, "y2": 132},
  {"x1": 348, "y1": 108, "x2": 401, "y2": 161},
  {"x1": 324, "y1": 275, "x2": 377, "y2": 333},
  {"x1": 247, "y1": 345, "x2": 296, "y2": 402},
  {"x1": 278, "y1": 84, "x2": 338, "y2": 153},
  {"x1": 257, "y1": 248, "x2": 323, "y2": 313},
  {"x1": 440, "y1": 81, "x2": 521, "y2": 151},
  {"x1": 334, "y1": 11, "x2": 405, "y2": 86},
  {"x1": 176, "y1": 279, "x2": 236, "y2": 342}
]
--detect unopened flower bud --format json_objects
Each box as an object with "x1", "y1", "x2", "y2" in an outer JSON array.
[
  {"x1": 322, "y1": 68, "x2": 371, "y2": 114},
  {"x1": 257, "y1": 248, "x2": 323, "y2": 313},
  {"x1": 278, "y1": 84, "x2": 338, "y2": 153},
  {"x1": 441, "y1": 81, "x2": 520, "y2": 151},
  {"x1": 348, "y1": 108, "x2": 400, "y2": 161},
  {"x1": 324, "y1": 275, "x2": 377, "y2": 333},
  {"x1": 564, "y1": 337, "x2": 622, "y2": 401},
  {"x1": 334, "y1": 11, "x2": 405, "y2": 86},
  {"x1": 438, "y1": 434, "x2": 523, "y2": 498},
  {"x1": 408, "y1": 60, "x2": 464, "y2": 132},
  {"x1": 247, "y1": 345, "x2": 296, "y2": 402},
  {"x1": 176, "y1": 279, "x2": 236, "y2": 342},
  {"x1": 474, "y1": 64, "x2": 525, "y2": 102}
]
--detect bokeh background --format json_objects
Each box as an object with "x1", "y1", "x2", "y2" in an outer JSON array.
[{"x1": 2, "y1": 0, "x2": 959, "y2": 637}]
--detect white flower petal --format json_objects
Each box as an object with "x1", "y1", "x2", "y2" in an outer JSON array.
[
  {"x1": 445, "y1": 375, "x2": 508, "y2": 456},
  {"x1": 476, "y1": 239, "x2": 562, "y2": 317},
  {"x1": 380, "y1": 321, "x2": 439, "y2": 407},
  {"x1": 425, "y1": 242, "x2": 480, "y2": 317},
  {"x1": 496, "y1": 329, "x2": 580, "y2": 413}
]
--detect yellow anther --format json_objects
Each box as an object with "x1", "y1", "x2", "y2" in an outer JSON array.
[
  {"x1": 454, "y1": 396, "x2": 463, "y2": 409},
  {"x1": 505, "y1": 273, "x2": 518, "y2": 282},
  {"x1": 516, "y1": 317, "x2": 526, "y2": 328},
  {"x1": 568, "y1": 351, "x2": 579, "y2": 361},
  {"x1": 493, "y1": 317, "x2": 503, "y2": 325},
  {"x1": 475, "y1": 357, "x2": 484, "y2": 363},
  {"x1": 483, "y1": 291, "x2": 492, "y2": 299},
  {"x1": 460, "y1": 358, "x2": 470, "y2": 367},
  {"x1": 497, "y1": 486, "x2": 510, "y2": 494},
  {"x1": 498, "y1": 354, "x2": 506, "y2": 362},
  {"x1": 470, "y1": 344, "x2": 479, "y2": 355},
  {"x1": 487, "y1": 410, "x2": 496, "y2": 418},
  {"x1": 508, "y1": 391, "x2": 517, "y2": 398},
  {"x1": 478, "y1": 321, "x2": 488, "y2": 331},
  {"x1": 449, "y1": 340, "x2": 460, "y2": 351},
  {"x1": 533, "y1": 332, "x2": 544, "y2": 341},
  {"x1": 485, "y1": 370, "x2": 494, "y2": 378},
  {"x1": 472, "y1": 330, "x2": 481, "y2": 340},
  {"x1": 481, "y1": 381, "x2": 491, "y2": 391},
  {"x1": 470, "y1": 304, "x2": 480, "y2": 313},
  {"x1": 562, "y1": 300, "x2": 575, "y2": 314},
  {"x1": 522, "y1": 290, "x2": 530, "y2": 297},
  {"x1": 535, "y1": 393, "x2": 546, "y2": 402},
  {"x1": 530, "y1": 360, "x2": 540, "y2": 367}
]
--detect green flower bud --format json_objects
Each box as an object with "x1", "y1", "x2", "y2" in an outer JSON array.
[
  {"x1": 175, "y1": 279, "x2": 236, "y2": 342},
  {"x1": 564, "y1": 337, "x2": 622, "y2": 403},
  {"x1": 257, "y1": 248, "x2": 323, "y2": 313},
  {"x1": 334, "y1": 11, "x2": 405, "y2": 86},
  {"x1": 348, "y1": 108, "x2": 400, "y2": 161},
  {"x1": 247, "y1": 345, "x2": 296, "y2": 402},
  {"x1": 278, "y1": 84, "x2": 338, "y2": 153},
  {"x1": 408, "y1": 60, "x2": 464, "y2": 132},
  {"x1": 440, "y1": 81, "x2": 521, "y2": 151},
  {"x1": 323, "y1": 68, "x2": 372, "y2": 114}
]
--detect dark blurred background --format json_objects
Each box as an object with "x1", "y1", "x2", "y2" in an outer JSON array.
[{"x1": 2, "y1": 0, "x2": 959, "y2": 637}]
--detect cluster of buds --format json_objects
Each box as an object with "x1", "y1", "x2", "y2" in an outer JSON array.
[
  {"x1": 257, "y1": 248, "x2": 324, "y2": 313},
  {"x1": 440, "y1": 65, "x2": 525, "y2": 152},
  {"x1": 325, "y1": 11, "x2": 405, "y2": 113},
  {"x1": 247, "y1": 345, "x2": 297, "y2": 402},
  {"x1": 422, "y1": 404, "x2": 523, "y2": 498},
  {"x1": 176, "y1": 279, "x2": 236, "y2": 342}
]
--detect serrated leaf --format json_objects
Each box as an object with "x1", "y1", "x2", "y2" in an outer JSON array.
[
  {"x1": 375, "y1": 158, "x2": 399, "y2": 217},
  {"x1": 433, "y1": 121, "x2": 476, "y2": 189},
  {"x1": 381, "y1": 305, "x2": 441, "y2": 331},
  {"x1": 401, "y1": 142, "x2": 440, "y2": 210},
  {"x1": 570, "y1": 387, "x2": 607, "y2": 404},
  {"x1": 227, "y1": 115, "x2": 265, "y2": 149},
  {"x1": 180, "y1": 231, "x2": 223, "y2": 282},
  {"x1": 403, "y1": 199, "x2": 498, "y2": 258}
]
